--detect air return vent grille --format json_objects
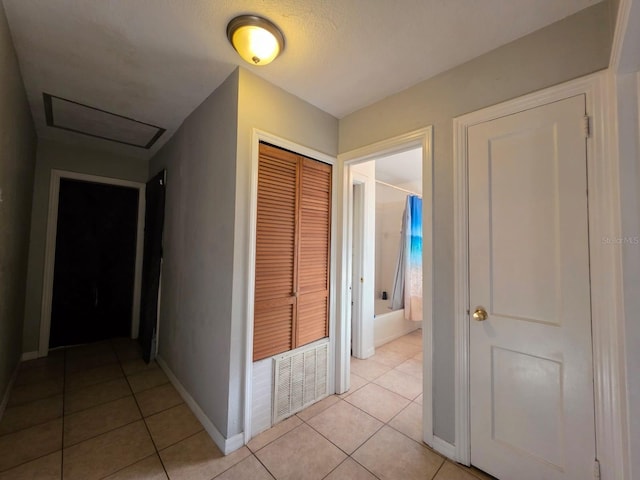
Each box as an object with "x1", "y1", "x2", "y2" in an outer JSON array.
[{"x1": 273, "y1": 342, "x2": 329, "y2": 423}]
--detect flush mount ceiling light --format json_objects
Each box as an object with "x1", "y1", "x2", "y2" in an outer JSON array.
[{"x1": 226, "y1": 15, "x2": 285, "y2": 66}]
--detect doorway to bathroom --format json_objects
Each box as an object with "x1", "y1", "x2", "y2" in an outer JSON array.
[
  {"x1": 339, "y1": 127, "x2": 434, "y2": 445},
  {"x1": 349, "y1": 147, "x2": 424, "y2": 358}
]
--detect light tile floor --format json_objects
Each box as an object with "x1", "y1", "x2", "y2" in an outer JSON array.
[{"x1": 0, "y1": 330, "x2": 496, "y2": 479}]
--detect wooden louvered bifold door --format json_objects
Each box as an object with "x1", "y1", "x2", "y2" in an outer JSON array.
[
  {"x1": 254, "y1": 143, "x2": 331, "y2": 361},
  {"x1": 254, "y1": 145, "x2": 299, "y2": 361},
  {"x1": 297, "y1": 158, "x2": 331, "y2": 347}
]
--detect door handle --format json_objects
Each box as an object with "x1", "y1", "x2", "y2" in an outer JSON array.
[{"x1": 472, "y1": 307, "x2": 488, "y2": 321}]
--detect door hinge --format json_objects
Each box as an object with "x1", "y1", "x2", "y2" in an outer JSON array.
[
  {"x1": 593, "y1": 459, "x2": 601, "y2": 480},
  {"x1": 583, "y1": 115, "x2": 591, "y2": 138}
]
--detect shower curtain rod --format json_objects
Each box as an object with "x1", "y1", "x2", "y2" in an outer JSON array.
[{"x1": 375, "y1": 180, "x2": 422, "y2": 198}]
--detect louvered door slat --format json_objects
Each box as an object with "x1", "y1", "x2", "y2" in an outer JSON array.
[
  {"x1": 254, "y1": 144, "x2": 331, "y2": 361},
  {"x1": 297, "y1": 294, "x2": 329, "y2": 347},
  {"x1": 253, "y1": 144, "x2": 298, "y2": 361},
  {"x1": 297, "y1": 158, "x2": 331, "y2": 345}
]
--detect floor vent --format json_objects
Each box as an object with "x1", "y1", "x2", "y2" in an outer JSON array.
[{"x1": 273, "y1": 342, "x2": 329, "y2": 424}]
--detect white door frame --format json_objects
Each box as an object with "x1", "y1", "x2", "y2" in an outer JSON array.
[
  {"x1": 348, "y1": 166, "x2": 376, "y2": 360},
  {"x1": 337, "y1": 126, "x2": 434, "y2": 445},
  {"x1": 350, "y1": 181, "x2": 362, "y2": 356},
  {"x1": 243, "y1": 130, "x2": 338, "y2": 443},
  {"x1": 39, "y1": 169, "x2": 146, "y2": 356},
  {"x1": 453, "y1": 72, "x2": 628, "y2": 478}
]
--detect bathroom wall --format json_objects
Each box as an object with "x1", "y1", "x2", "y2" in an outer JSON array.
[
  {"x1": 374, "y1": 186, "x2": 405, "y2": 313},
  {"x1": 373, "y1": 183, "x2": 420, "y2": 346}
]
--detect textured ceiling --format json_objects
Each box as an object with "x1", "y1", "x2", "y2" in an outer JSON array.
[{"x1": 2, "y1": 0, "x2": 602, "y2": 159}]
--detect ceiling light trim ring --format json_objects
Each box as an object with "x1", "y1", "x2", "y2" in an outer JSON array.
[{"x1": 227, "y1": 14, "x2": 285, "y2": 66}]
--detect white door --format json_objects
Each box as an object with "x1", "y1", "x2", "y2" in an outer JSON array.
[{"x1": 468, "y1": 95, "x2": 596, "y2": 480}]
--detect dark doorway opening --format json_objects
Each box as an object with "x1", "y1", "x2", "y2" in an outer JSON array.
[{"x1": 50, "y1": 178, "x2": 139, "y2": 348}]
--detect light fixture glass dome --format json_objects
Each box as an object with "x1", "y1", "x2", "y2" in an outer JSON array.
[{"x1": 227, "y1": 15, "x2": 285, "y2": 66}]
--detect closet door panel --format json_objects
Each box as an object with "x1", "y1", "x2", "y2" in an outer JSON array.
[
  {"x1": 297, "y1": 158, "x2": 331, "y2": 344},
  {"x1": 254, "y1": 144, "x2": 299, "y2": 360},
  {"x1": 254, "y1": 144, "x2": 331, "y2": 360}
]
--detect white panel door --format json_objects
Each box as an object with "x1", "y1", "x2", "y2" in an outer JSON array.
[{"x1": 468, "y1": 95, "x2": 596, "y2": 480}]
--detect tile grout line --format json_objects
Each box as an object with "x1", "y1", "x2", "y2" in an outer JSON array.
[
  {"x1": 296, "y1": 393, "x2": 424, "y2": 479},
  {"x1": 244, "y1": 333, "x2": 429, "y2": 480},
  {"x1": 335, "y1": 367, "x2": 443, "y2": 462},
  {"x1": 96, "y1": 453, "x2": 159, "y2": 480},
  {"x1": 64, "y1": 416, "x2": 147, "y2": 450},
  {"x1": 350, "y1": 368, "x2": 442, "y2": 452},
  {"x1": 247, "y1": 452, "x2": 277, "y2": 480},
  {"x1": 347, "y1": 454, "x2": 384, "y2": 480},
  {"x1": 319, "y1": 456, "x2": 379, "y2": 480},
  {"x1": 294, "y1": 392, "x2": 429, "y2": 480},
  {"x1": 63, "y1": 358, "x2": 165, "y2": 417},
  {"x1": 316, "y1": 395, "x2": 433, "y2": 463},
  {"x1": 430, "y1": 458, "x2": 447, "y2": 480},
  {"x1": 0, "y1": 448, "x2": 58, "y2": 474},
  {"x1": 299, "y1": 399, "x2": 385, "y2": 456},
  {"x1": 0, "y1": 354, "x2": 65, "y2": 474},
  {"x1": 3, "y1": 383, "x2": 64, "y2": 412},
  {"x1": 0, "y1": 396, "x2": 64, "y2": 438},
  {"x1": 113, "y1": 340, "x2": 172, "y2": 480},
  {"x1": 64, "y1": 392, "x2": 131, "y2": 417},
  {"x1": 348, "y1": 339, "x2": 458, "y2": 480},
  {"x1": 250, "y1": 376, "x2": 423, "y2": 459},
  {"x1": 2, "y1": 342, "x2": 187, "y2": 479}
]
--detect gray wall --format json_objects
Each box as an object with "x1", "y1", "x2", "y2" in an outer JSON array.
[
  {"x1": 0, "y1": 1, "x2": 36, "y2": 402},
  {"x1": 230, "y1": 68, "x2": 338, "y2": 436},
  {"x1": 338, "y1": 2, "x2": 612, "y2": 444},
  {"x1": 610, "y1": 0, "x2": 621, "y2": 37},
  {"x1": 150, "y1": 67, "x2": 338, "y2": 441},
  {"x1": 149, "y1": 70, "x2": 239, "y2": 438},
  {"x1": 22, "y1": 140, "x2": 148, "y2": 353}
]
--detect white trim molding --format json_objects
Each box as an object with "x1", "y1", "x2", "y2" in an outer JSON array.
[
  {"x1": 348, "y1": 168, "x2": 376, "y2": 360},
  {"x1": 432, "y1": 435, "x2": 456, "y2": 461},
  {"x1": 20, "y1": 351, "x2": 38, "y2": 362},
  {"x1": 453, "y1": 71, "x2": 628, "y2": 479},
  {"x1": 609, "y1": 0, "x2": 636, "y2": 74},
  {"x1": 337, "y1": 126, "x2": 435, "y2": 447},
  {"x1": 39, "y1": 170, "x2": 146, "y2": 357},
  {"x1": 243, "y1": 130, "x2": 338, "y2": 444},
  {"x1": 157, "y1": 356, "x2": 243, "y2": 454}
]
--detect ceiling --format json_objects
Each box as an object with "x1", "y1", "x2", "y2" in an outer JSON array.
[
  {"x1": 376, "y1": 148, "x2": 422, "y2": 204},
  {"x1": 2, "y1": 0, "x2": 603, "y2": 159}
]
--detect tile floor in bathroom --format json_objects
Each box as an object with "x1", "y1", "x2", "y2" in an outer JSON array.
[{"x1": 0, "y1": 329, "x2": 495, "y2": 479}]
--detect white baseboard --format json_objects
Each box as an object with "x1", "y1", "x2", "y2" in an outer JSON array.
[
  {"x1": 362, "y1": 346, "x2": 375, "y2": 358},
  {"x1": 21, "y1": 351, "x2": 39, "y2": 362},
  {"x1": 431, "y1": 435, "x2": 456, "y2": 461},
  {"x1": 156, "y1": 356, "x2": 243, "y2": 455},
  {"x1": 0, "y1": 362, "x2": 20, "y2": 421}
]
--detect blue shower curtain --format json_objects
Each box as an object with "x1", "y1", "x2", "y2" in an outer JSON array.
[{"x1": 390, "y1": 195, "x2": 423, "y2": 321}]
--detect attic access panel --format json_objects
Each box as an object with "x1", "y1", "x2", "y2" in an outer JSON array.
[{"x1": 43, "y1": 93, "x2": 165, "y2": 149}]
